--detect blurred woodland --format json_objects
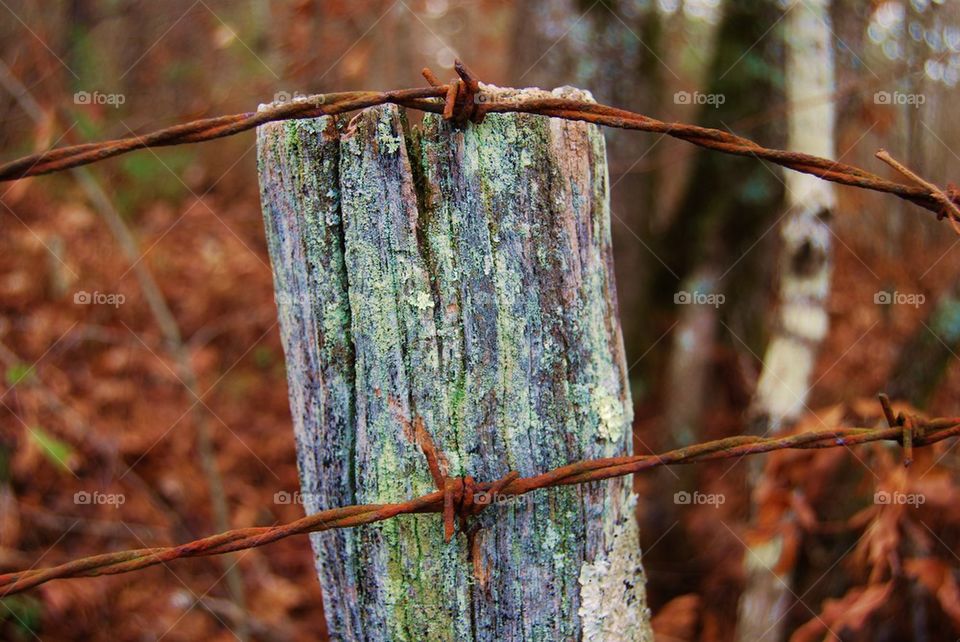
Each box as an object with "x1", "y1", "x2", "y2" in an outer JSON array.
[{"x1": 2, "y1": 0, "x2": 960, "y2": 640}]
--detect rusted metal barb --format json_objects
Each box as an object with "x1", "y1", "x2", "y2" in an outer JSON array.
[
  {"x1": 876, "y1": 148, "x2": 960, "y2": 234},
  {"x1": 878, "y1": 392, "x2": 918, "y2": 467}
]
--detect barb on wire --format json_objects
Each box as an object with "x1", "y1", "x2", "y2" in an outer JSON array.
[
  {"x1": 876, "y1": 149, "x2": 960, "y2": 236},
  {"x1": 2, "y1": 396, "x2": 957, "y2": 598},
  {"x1": 1, "y1": 60, "x2": 959, "y2": 231}
]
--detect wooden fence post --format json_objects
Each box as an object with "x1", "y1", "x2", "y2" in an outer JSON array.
[{"x1": 256, "y1": 85, "x2": 652, "y2": 641}]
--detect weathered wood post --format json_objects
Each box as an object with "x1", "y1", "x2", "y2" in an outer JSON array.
[{"x1": 257, "y1": 85, "x2": 652, "y2": 641}]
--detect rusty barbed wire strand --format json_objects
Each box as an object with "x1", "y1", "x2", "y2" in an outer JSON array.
[
  {"x1": 1, "y1": 60, "x2": 958, "y2": 229},
  {"x1": 1, "y1": 400, "x2": 957, "y2": 597}
]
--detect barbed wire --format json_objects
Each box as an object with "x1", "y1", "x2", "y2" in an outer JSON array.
[
  {"x1": 3, "y1": 60, "x2": 960, "y2": 599},
  {"x1": 1, "y1": 395, "x2": 956, "y2": 597},
  {"x1": 1, "y1": 60, "x2": 959, "y2": 230}
]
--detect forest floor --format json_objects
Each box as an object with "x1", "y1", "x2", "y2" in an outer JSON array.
[{"x1": 1, "y1": 171, "x2": 325, "y2": 641}]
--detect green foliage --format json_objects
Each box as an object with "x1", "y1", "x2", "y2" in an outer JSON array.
[
  {"x1": 4, "y1": 363, "x2": 33, "y2": 387},
  {"x1": 0, "y1": 595, "x2": 42, "y2": 640},
  {"x1": 933, "y1": 298, "x2": 960, "y2": 343},
  {"x1": 73, "y1": 109, "x2": 104, "y2": 141},
  {"x1": 253, "y1": 345, "x2": 274, "y2": 369},
  {"x1": 68, "y1": 28, "x2": 101, "y2": 89},
  {"x1": 25, "y1": 427, "x2": 75, "y2": 473},
  {"x1": 115, "y1": 149, "x2": 193, "y2": 216},
  {"x1": 66, "y1": 109, "x2": 194, "y2": 217},
  {"x1": 162, "y1": 59, "x2": 199, "y2": 85}
]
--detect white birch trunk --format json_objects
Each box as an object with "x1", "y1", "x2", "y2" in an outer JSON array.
[
  {"x1": 751, "y1": 0, "x2": 836, "y2": 433},
  {"x1": 737, "y1": 1, "x2": 836, "y2": 640}
]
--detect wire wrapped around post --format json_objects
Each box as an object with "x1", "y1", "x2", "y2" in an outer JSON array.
[
  {"x1": 1, "y1": 400, "x2": 957, "y2": 598},
  {"x1": 0, "y1": 61, "x2": 957, "y2": 233}
]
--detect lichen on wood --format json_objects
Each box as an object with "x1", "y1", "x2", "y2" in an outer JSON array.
[{"x1": 257, "y1": 84, "x2": 652, "y2": 641}]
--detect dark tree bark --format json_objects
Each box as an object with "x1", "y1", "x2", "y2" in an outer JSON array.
[{"x1": 887, "y1": 284, "x2": 960, "y2": 408}]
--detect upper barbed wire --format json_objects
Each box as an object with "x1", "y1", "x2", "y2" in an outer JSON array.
[{"x1": 0, "y1": 59, "x2": 957, "y2": 232}]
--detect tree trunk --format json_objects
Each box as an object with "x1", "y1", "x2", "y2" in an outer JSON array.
[
  {"x1": 659, "y1": 0, "x2": 786, "y2": 441},
  {"x1": 887, "y1": 283, "x2": 960, "y2": 408},
  {"x1": 750, "y1": 0, "x2": 836, "y2": 434},
  {"x1": 737, "y1": 1, "x2": 837, "y2": 640},
  {"x1": 256, "y1": 86, "x2": 652, "y2": 641}
]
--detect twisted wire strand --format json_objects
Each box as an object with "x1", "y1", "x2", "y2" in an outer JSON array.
[
  {"x1": 0, "y1": 61, "x2": 957, "y2": 226},
  {"x1": 2, "y1": 412, "x2": 956, "y2": 597}
]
